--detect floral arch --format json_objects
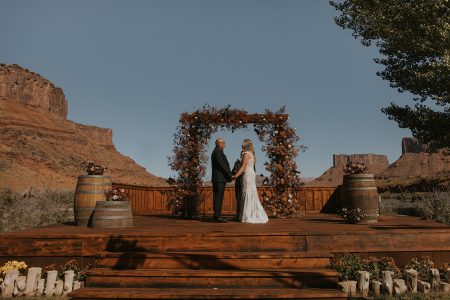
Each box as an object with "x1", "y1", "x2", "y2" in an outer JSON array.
[{"x1": 168, "y1": 105, "x2": 305, "y2": 218}]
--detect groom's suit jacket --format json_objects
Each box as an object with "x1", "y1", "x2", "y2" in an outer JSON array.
[{"x1": 211, "y1": 147, "x2": 232, "y2": 183}]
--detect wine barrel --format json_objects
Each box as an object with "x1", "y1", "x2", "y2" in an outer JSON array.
[
  {"x1": 74, "y1": 175, "x2": 112, "y2": 226},
  {"x1": 91, "y1": 201, "x2": 133, "y2": 228},
  {"x1": 342, "y1": 174, "x2": 379, "y2": 223}
]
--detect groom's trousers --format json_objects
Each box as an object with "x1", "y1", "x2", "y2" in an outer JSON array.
[{"x1": 213, "y1": 182, "x2": 226, "y2": 219}]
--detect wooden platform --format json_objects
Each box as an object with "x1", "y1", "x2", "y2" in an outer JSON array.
[{"x1": 2, "y1": 214, "x2": 450, "y2": 299}]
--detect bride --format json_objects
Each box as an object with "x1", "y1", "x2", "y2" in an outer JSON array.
[{"x1": 232, "y1": 139, "x2": 269, "y2": 224}]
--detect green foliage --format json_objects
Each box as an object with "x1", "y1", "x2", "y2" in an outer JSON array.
[
  {"x1": 0, "y1": 188, "x2": 74, "y2": 232},
  {"x1": 330, "y1": 0, "x2": 450, "y2": 153},
  {"x1": 330, "y1": 253, "x2": 401, "y2": 281},
  {"x1": 329, "y1": 252, "x2": 366, "y2": 281},
  {"x1": 405, "y1": 257, "x2": 435, "y2": 282}
]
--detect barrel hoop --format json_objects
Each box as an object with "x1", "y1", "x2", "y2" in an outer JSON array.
[
  {"x1": 75, "y1": 190, "x2": 107, "y2": 194},
  {"x1": 343, "y1": 187, "x2": 378, "y2": 191},
  {"x1": 345, "y1": 179, "x2": 376, "y2": 183},
  {"x1": 94, "y1": 208, "x2": 131, "y2": 212},
  {"x1": 78, "y1": 175, "x2": 112, "y2": 179},
  {"x1": 93, "y1": 216, "x2": 133, "y2": 220},
  {"x1": 77, "y1": 182, "x2": 112, "y2": 186}
]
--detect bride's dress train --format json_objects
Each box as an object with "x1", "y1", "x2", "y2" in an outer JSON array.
[{"x1": 241, "y1": 152, "x2": 269, "y2": 224}]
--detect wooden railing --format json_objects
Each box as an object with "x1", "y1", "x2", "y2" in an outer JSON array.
[{"x1": 112, "y1": 183, "x2": 342, "y2": 215}]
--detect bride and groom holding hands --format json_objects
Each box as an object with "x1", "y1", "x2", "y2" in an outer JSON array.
[{"x1": 211, "y1": 138, "x2": 269, "y2": 224}]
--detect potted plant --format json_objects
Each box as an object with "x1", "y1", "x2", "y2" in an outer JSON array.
[
  {"x1": 341, "y1": 160, "x2": 379, "y2": 223},
  {"x1": 90, "y1": 188, "x2": 133, "y2": 228}
]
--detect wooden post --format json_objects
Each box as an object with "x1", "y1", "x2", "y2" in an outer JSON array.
[
  {"x1": 24, "y1": 267, "x2": 41, "y2": 296},
  {"x1": 13, "y1": 276, "x2": 26, "y2": 297},
  {"x1": 405, "y1": 268, "x2": 418, "y2": 292},
  {"x1": 338, "y1": 281, "x2": 356, "y2": 296},
  {"x1": 54, "y1": 279, "x2": 64, "y2": 296},
  {"x1": 357, "y1": 271, "x2": 370, "y2": 297},
  {"x1": 35, "y1": 279, "x2": 45, "y2": 296},
  {"x1": 63, "y1": 270, "x2": 75, "y2": 294},
  {"x1": 430, "y1": 268, "x2": 440, "y2": 289},
  {"x1": 394, "y1": 279, "x2": 407, "y2": 295},
  {"x1": 382, "y1": 271, "x2": 394, "y2": 295},
  {"x1": 0, "y1": 270, "x2": 19, "y2": 298},
  {"x1": 44, "y1": 270, "x2": 58, "y2": 296},
  {"x1": 371, "y1": 280, "x2": 381, "y2": 297}
]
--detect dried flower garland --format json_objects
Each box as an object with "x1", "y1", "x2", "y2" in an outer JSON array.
[{"x1": 168, "y1": 105, "x2": 305, "y2": 218}]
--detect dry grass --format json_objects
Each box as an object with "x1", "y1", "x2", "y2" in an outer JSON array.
[{"x1": 0, "y1": 188, "x2": 74, "y2": 232}]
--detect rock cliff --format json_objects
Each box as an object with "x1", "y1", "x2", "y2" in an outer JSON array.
[
  {"x1": 0, "y1": 64, "x2": 67, "y2": 118},
  {"x1": 307, "y1": 154, "x2": 389, "y2": 186},
  {"x1": 0, "y1": 64, "x2": 165, "y2": 191},
  {"x1": 308, "y1": 137, "x2": 450, "y2": 187}
]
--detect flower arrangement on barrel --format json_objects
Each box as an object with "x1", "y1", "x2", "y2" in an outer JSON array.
[
  {"x1": 82, "y1": 161, "x2": 108, "y2": 175},
  {"x1": 343, "y1": 160, "x2": 367, "y2": 175},
  {"x1": 104, "y1": 188, "x2": 129, "y2": 201},
  {"x1": 168, "y1": 104, "x2": 305, "y2": 218}
]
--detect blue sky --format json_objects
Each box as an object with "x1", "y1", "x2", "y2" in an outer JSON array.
[{"x1": 0, "y1": 0, "x2": 412, "y2": 179}]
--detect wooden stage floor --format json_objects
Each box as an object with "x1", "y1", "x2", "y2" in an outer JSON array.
[{"x1": 1, "y1": 213, "x2": 450, "y2": 267}]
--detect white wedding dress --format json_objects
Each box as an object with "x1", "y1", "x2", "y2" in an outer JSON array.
[{"x1": 241, "y1": 152, "x2": 269, "y2": 224}]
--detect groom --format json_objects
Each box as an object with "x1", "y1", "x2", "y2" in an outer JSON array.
[{"x1": 211, "y1": 138, "x2": 232, "y2": 223}]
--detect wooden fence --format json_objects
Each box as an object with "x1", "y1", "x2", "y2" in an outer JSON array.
[{"x1": 112, "y1": 183, "x2": 342, "y2": 215}]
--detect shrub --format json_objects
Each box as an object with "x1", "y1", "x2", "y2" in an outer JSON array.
[
  {"x1": 405, "y1": 257, "x2": 435, "y2": 282},
  {"x1": 0, "y1": 188, "x2": 74, "y2": 232},
  {"x1": 419, "y1": 189, "x2": 450, "y2": 224},
  {"x1": 329, "y1": 252, "x2": 365, "y2": 281},
  {"x1": 330, "y1": 253, "x2": 401, "y2": 282}
]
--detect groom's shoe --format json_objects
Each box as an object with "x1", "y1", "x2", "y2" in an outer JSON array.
[{"x1": 213, "y1": 217, "x2": 227, "y2": 223}]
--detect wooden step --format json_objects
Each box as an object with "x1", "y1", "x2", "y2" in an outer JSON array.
[
  {"x1": 86, "y1": 268, "x2": 339, "y2": 289},
  {"x1": 69, "y1": 287, "x2": 347, "y2": 299},
  {"x1": 104, "y1": 235, "x2": 307, "y2": 252},
  {"x1": 96, "y1": 252, "x2": 331, "y2": 269}
]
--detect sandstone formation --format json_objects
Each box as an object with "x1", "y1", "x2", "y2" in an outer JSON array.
[
  {"x1": 0, "y1": 64, "x2": 165, "y2": 191},
  {"x1": 381, "y1": 137, "x2": 450, "y2": 179},
  {"x1": 308, "y1": 137, "x2": 450, "y2": 188},
  {"x1": 0, "y1": 64, "x2": 67, "y2": 118},
  {"x1": 307, "y1": 154, "x2": 389, "y2": 186}
]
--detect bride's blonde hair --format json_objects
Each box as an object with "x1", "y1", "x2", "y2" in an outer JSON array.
[{"x1": 241, "y1": 139, "x2": 256, "y2": 163}]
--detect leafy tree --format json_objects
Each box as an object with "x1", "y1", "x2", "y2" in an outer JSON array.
[{"x1": 330, "y1": 0, "x2": 450, "y2": 153}]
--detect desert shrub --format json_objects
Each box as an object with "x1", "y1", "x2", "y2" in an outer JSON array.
[
  {"x1": 0, "y1": 188, "x2": 74, "y2": 232},
  {"x1": 363, "y1": 256, "x2": 401, "y2": 282},
  {"x1": 418, "y1": 190, "x2": 450, "y2": 224},
  {"x1": 330, "y1": 253, "x2": 401, "y2": 282},
  {"x1": 405, "y1": 257, "x2": 434, "y2": 282},
  {"x1": 329, "y1": 252, "x2": 366, "y2": 281}
]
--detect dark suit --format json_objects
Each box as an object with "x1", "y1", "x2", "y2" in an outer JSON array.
[
  {"x1": 211, "y1": 146, "x2": 232, "y2": 219},
  {"x1": 232, "y1": 159, "x2": 244, "y2": 220}
]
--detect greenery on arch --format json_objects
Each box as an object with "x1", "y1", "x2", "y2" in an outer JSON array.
[{"x1": 168, "y1": 105, "x2": 305, "y2": 219}]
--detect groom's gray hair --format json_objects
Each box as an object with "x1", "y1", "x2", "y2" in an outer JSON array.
[{"x1": 215, "y1": 138, "x2": 224, "y2": 146}]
